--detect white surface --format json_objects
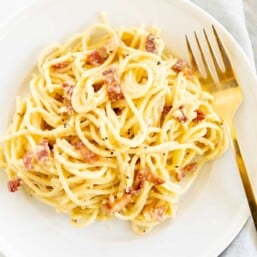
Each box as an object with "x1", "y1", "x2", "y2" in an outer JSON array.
[{"x1": 0, "y1": 0, "x2": 257, "y2": 257}]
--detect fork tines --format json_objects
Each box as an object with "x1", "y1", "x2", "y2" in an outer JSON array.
[{"x1": 186, "y1": 26, "x2": 234, "y2": 83}]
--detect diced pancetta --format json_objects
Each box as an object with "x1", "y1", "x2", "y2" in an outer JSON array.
[
  {"x1": 125, "y1": 168, "x2": 164, "y2": 197},
  {"x1": 36, "y1": 140, "x2": 50, "y2": 164},
  {"x1": 62, "y1": 82, "x2": 74, "y2": 99},
  {"x1": 105, "y1": 194, "x2": 131, "y2": 213},
  {"x1": 73, "y1": 141, "x2": 99, "y2": 164},
  {"x1": 23, "y1": 151, "x2": 34, "y2": 171},
  {"x1": 176, "y1": 162, "x2": 198, "y2": 182},
  {"x1": 162, "y1": 105, "x2": 172, "y2": 116},
  {"x1": 52, "y1": 62, "x2": 70, "y2": 69},
  {"x1": 172, "y1": 60, "x2": 189, "y2": 73},
  {"x1": 103, "y1": 68, "x2": 124, "y2": 102},
  {"x1": 125, "y1": 181, "x2": 144, "y2": 196},
  {"x1": 87, "y1": 47, "x2": 109, "y2": 66},
  {"x1": 149, "y1": 206, "x2": 165, "y2": 222},
  {"x1": 136, "y1": 167, "x2": 165, "y2": 186},
  {"x1": 161, "y1": 105, "x2": 172, "y2": 124},
  {"x1": 8, "y1": 178, "x2": 22, "y2": 192},
  {"x1": 193, "y1": 109, "x2": 205, "y2": 123},
  {"x1": 145, "y1": 33, "x2": 159, "y2": 53},
  {"x1": 182, "y1": 162, "x2": 198, "y2": 173},
  {"x1": 174, "y1": 105, "x2": 187, "y2": 123},
  {"x1": 62, "y1": 82, "x2": 74, "y2": 115},
  {"x1": 172, "y1": 59, "x2": 193, "y2": 80}
]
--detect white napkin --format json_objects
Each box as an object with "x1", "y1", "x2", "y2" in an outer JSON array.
[
  {"x1": 192, "y1": 0, "x2": 254, "y2": 63},
  {"x1": 190, "y1": 1, "x2": 257, "y2": 256}
]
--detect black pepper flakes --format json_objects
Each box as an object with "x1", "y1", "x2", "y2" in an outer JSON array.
[
  {"x1": 157, "y1": 61, "x2": 161, "y2": 65},
  {"x1": 175, "y1": 165, "x2": 179, "y2": 168}
]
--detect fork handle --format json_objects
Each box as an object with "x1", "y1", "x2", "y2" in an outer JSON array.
[{"x1": 226, "y1": 119, "x2": 257, "y2": 231}]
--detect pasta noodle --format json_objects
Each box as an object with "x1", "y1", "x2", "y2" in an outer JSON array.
[{"x1": 0, "y1": 21, "x2": 228, "y2": 234}]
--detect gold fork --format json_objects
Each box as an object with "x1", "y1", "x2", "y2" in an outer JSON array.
[{"x1": 185, "y1": 26, "x2": 257, "y2": 231}]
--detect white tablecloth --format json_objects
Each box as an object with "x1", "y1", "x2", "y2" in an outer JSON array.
[{"x1": 0, "y1": 0, "x2": 256, "y2": 256}]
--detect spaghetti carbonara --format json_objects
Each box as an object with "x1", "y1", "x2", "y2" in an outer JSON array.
[{"x1": 0, "y1": 21, "x2": 228, "y2": 234}]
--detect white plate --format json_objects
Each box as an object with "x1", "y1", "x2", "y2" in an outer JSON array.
[{"x1": 0, "y1": 0, "x2": 257, "y2": 257}]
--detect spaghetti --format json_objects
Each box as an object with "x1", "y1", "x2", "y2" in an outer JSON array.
[{"x1": 0, "y1": 22, "x2": 228, "y2": 234}]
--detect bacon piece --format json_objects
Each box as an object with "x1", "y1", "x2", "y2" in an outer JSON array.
[
  {"x1": 176, "y1": 162, "x2": 198, "y2": 182},
  {"x1": 105, "y1": 194, "x2": 131, "y2": 213},
  {"x1": 87, "y1": 47, "x2": 109, "y2": 66},
  {"x1": 73, "y1": 141, "x2": 99, "y2": 164},
  {"x1": 161, "y1": 105, "x2": 172, "y2": 124},
  {"x1": 8, "y1": 178, "x2": 22, "y2": 192},
  {"x1": 182, "y1": 162, "x2": 198, "y2": 173},
  {"x1": 102, "y1": 68, "x2": 115, "y2": 79},
  {"x1": 23, "y1": 151, "x2": 34, "y2": 171},
  {"x1": 55, "y1": 93, "x2": 64, "y2": 102},
  {"x1": 62, "y1": 82, "x2": 74, "y2": 115},
  {"x1": 63, "y1": 82, "x2": 74, "y2": 100},
  {"x1": 172, "y1": 60, "x2": 189, "y2": 73},
  {"x1": 36, "y1": 140, "x2": 50, "y2": 164},
  {"x1": 103, "y1": 68, "x2": 124, "y2": 102},
  {"x1": 145, "y1": 33, "x2": 159, "y2": 53},
  {"x1": 136, "y1": 167, "x2": 165, "y2": 186},
  {"x1": 106, "y1": 83, "x2": 124, "y2": 102},
  {"x1": 149, "y1": 206, "x2": 165, "y2": 222},
  {"x1": 52, "y1": 62, "x2": 70, "y2": 69},
  {"x1": 193, "y1": 109, "x2": 205, "y2": 123},
  {"x1": 175, "y1": 105, "x2": 187, "y2": 123},
  {"x1": 162, "y1": 105, "x2": 172, "y2": 116},
  {"x1": 125, "y1": 168, "x2": 164, "y2": 196},
  {"x1": 172, "y1": 60, "x2": 193, "y2": 80},
  {"x1": 125, "y1": 181, "x2": 144, "y2": 196}
]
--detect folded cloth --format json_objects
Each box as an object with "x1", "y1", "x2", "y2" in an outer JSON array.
[
  {"x1": 191, "y1": 0, "x2": 257, "y2": 256},
  {"x1": 191, "y1": 0, "x2": 254, "y2": 63}
]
